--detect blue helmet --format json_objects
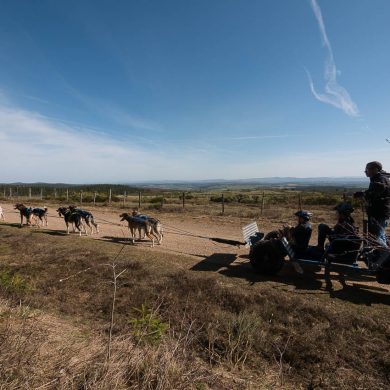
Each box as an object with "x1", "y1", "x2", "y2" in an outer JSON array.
[
  {"x1": 294, "y1": 210, "x2": 312, "y2": 220},
  {"x1": 334, "y1": 202, "x2": 354, "y2": 215}
]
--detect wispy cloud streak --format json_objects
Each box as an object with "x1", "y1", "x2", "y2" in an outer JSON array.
[
  {"x1": 307, "y1": 0, "x2": 359, "y2": 117},
  {"x1": 228, "y1": 134, "x2": 302, "y2": 140}
]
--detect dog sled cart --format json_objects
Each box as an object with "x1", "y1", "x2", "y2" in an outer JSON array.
[{"x1": 242, "y1": 222, "x2": 390, "y2": 285}]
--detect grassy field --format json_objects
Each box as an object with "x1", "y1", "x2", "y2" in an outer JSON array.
[
  {"x1": 0, "y1": 185, "x2": 365, "y2": 221},
  {"x1": 0, "y1": 210, "x2": 389, "y2": 389}
]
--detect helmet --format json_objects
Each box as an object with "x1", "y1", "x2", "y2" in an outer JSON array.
[
  {"x1": 294, "y1": 210, "x2": 312, "y2": 220},
  {"x1": 334, "y1": 202, "x2": 354, "y2": 215},
  {"x1": 366, "y1": 161, "x2": 382, "y2": 170}
]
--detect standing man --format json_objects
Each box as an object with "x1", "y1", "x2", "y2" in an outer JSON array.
[{"x1": 354, "y1": 161, "x2": 390, "y2": 247}]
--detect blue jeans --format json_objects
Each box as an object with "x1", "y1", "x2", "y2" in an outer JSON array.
[{"x1": 368, "y1": 216, "x2": 389, "y2": 247}]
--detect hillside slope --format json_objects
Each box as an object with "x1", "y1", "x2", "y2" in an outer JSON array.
[{"x1": 0, "y1": 221, "x2": 389, "y2": 389}]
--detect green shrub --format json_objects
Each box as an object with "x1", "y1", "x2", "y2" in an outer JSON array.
[
  {"x1": 147, "y1": 204, "x2": 163, "y2": 211},
  {"x1": 210, "y1": 195, "x2": 235, "y2": 203},
  {"x1": 129, "y1": 303, "x2": 169, "y2": 345},
  {"x1": 304, "y1": 195, "x2": 340, "y2": 206},
  {"x1": 149, "y1": 196, "x2": 164, "y2": 204},
  {"x1": 0, "y1": 272, "x2": 31, "y2": 294},
  {"x1": 207, "y1": 311, "x2": 264, "y2": 367},
  {"x1": 236, "y1": 194, "x2": 251, "y2": 203}
]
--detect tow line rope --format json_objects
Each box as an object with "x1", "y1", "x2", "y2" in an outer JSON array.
[
  {"x1": 163, "y1": 224, "x2": 244, "y2": 247},
  {"x1": 1, "y1": 208, "x2": 244, "y2": 247}
]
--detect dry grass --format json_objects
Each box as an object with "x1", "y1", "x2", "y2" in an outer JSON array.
[
  {"x1": 0, "y1": 223, "x2": 389, "y2": 389},
  {"x1": 0, "y1": 300, "x2": 212, "y2": 389}
]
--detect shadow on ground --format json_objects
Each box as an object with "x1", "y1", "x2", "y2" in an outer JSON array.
[
  {"x1": 97, "y1": 235, "x2": 152, "y2": 246},
  {"x1": 190, "y1": 252, "x2": 390, "y2": 306},
  {"x1": 0, "y1": 222, "x2": 85, "y2": 237},
  {"x1": 32, "y1": 229, "x2": 69, "y2": 236},
  {"x1": 0, "y1": 223, "x2": 23, "y2": 229}
]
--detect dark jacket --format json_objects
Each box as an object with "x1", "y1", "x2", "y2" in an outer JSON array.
[
  {"x1": 291, "y1": 221, "x2": 312, "y2": 253},
  {"x1": 364, "y1": 173, "x2": 390, "y2": 218},
  {"x1": 333, "y1": 216, "x2": 357, "y2": 236}
]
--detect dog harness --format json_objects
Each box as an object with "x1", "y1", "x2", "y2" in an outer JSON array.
[
  {"x1": 33, "y1": 208, "x2": 46, "y2": 215},
  {"x1": 133, "y1": 214, "x2": 158, "y2": 224},
  {"x1": 74, "y1": 209, "x2": 91, "y2": 218},
  {"x1": 129, "y1": 216, "x2": 147, "y2": 223},
  {"x1": 136, "y1": 214, "x2": 149, "y2": 220}
]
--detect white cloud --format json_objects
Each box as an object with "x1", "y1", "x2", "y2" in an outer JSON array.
[
  {"x1": 61, "y1": 82, "x2": 162, "y2": 133},
  {"x1": 0, "y1": 98, "x2": 387, "y2": 182},
  {"x1": 307, "y1": 0, "x2": 359, "y2": 117},
  {"x1": 103, "y1": 106, "x2": 163, "y2": 132},
  {"x1": 0, "y1": 102, "x2": 193, "y2": 182}
]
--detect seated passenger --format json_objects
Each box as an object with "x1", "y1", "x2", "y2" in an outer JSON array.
[
  {"x1": 317, "y1": 202, "x2": 358, "y2": 251},
  {"x1": 290, "y1": 210, "x2": 313, "y2": 256}
]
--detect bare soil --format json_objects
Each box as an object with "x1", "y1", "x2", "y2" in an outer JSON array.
[
  {"x1": 0, "y1": 200, "x2": 389, "y2": 389},
  {"x1": 1, "y1": 201, "x2": 389, "y2": 294}
]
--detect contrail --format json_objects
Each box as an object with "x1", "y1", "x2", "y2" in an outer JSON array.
[{"x1": 307, "y1": 0, "x2": 359, "y2": 117}]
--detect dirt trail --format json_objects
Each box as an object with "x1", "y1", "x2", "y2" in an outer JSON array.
[
  {"x1": 1, "y1": 202, "x2": 389, "y2": 294},
  {"x1": 1, "y1": 202, "x2": 254, "y2": 258}
]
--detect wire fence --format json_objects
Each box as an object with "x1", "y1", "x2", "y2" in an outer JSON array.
[{"x1": 0, "y1": 184, "x2": 358, "y2": 216}]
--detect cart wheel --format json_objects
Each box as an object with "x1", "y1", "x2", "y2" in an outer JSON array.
[
  {"x1": 249, "y1": 240, "x2": 285, "y2": 275},
  {"x1": 264, "y1": 230, "x2": 279, "y2": 240},
  {"x1": 374, "y1": 251, "x2": 390, "y2": 284},
  {"x1": 376, "y1": 267, "x2": 390, "y2": 284}
]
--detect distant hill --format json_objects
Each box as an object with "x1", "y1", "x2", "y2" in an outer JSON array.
[
  {"x1": 128, "y1": 177, "x2": 368, "y2": 190},
  {"x1": 1, "y1": 177, "x2": 368, "y2": 191}
]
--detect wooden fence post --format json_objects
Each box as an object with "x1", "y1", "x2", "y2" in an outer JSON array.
[
  {"x1": 29, "y1": 188, "x2": 32, "y2": 199},
  {"x1": 123, "y1": 191, "x2": 126, "y2": 207},
  {"x1": 93, "y1": 192, "x2": 97, "y2": 206},
  {"x1": 182, "y1": 192, "x2": 185, "y2": 209},
  {"x1": 138, "y1": 191, "x2": 141, "y2": 208},
  {"x1": 40, "y1": 188, "x2": 43, "y2": 200},
  {"x1": 66, "y1": 188, "x2": 69, "y2": 202},
  {"x1": 54, "y1": 188, "x2": 57, "y2": 199},
  {"x1": 3, "y1": 188, "x2": 5, "y2": 198},
  {"x1": 109, "y1": 189, "x2": 112, "y2": 205},
  {"x1": 9, "y1": 188, "x2": 12, "y2": 198},
  {"x1": 80, "y1": 190, "x2": 83, "y2": 204},
  {"x1": 261, "y1": 191, "x2": 265, "y2": 215},
  {"x1": 221, "y1": 193, "x2": 225, "y2": 214}
]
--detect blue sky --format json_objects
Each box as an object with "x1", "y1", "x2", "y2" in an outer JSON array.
[{"x1": 0, "y1": 0, "x2": 389, "y2": 182}]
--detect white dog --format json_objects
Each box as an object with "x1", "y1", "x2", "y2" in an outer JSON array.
[{"x1": 0, "y1": 206, "x2": 4, "y2": 221}]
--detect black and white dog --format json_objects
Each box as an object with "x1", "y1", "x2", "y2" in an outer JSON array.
[
  {"x1": 14, "y1": 204, "x2": 48, "y2": 227},
  {"x1": 68, "y1": 206, "x2": 99, "y2": 235},
  {"x1": 57, "y1": 207, "x2": 84, "y2": 236},
  {"x1": 14, "y1": 203, "x2": 34, "y2": 227},
  {"x1": 32, "y1": 207, "x2": 48, "y2": 227}
]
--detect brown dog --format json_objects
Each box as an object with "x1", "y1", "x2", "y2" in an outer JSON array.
[
  {"x1": 120, "y1": 213, "x2": 161, "y2": 247},
  {"x1": 14, "y1": 204, "x2": 33, "y2": 227},
  {"x1": 131, "y1": 209, "x2": 163, "y2": 243}
]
